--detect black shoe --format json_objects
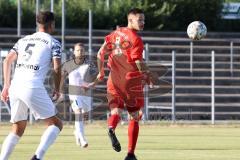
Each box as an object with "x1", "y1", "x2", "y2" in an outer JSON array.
[
  {"x1": 31, "y1": 155, "x2": 40, "y2": 160},
  {"x1": 124, "y1": 153, "x2": 138, "y2": 160},
  {"x1": 108, "y1": 128, "x2": 121, "y2": 152}
]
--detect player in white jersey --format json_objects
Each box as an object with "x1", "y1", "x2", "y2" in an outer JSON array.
[
  {"x1": 59, "y1": 43, "x2": 97, "y2": 148},
  {"x1": 0, "y1": 11, "x2": 63, "y2": 160}
]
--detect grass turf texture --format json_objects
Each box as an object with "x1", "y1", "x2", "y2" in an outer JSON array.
[{"x1": 1, "y1": 122, "x2": 240, "y2": 160}]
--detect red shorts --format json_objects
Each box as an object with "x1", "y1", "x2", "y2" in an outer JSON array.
[{"x1": 107, "y1": 73, "x2": 144, "y2": 113}]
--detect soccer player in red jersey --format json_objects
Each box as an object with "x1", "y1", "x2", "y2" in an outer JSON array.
[{"x1": 95, "y1": 8, "x2": 154, "y2": 160}]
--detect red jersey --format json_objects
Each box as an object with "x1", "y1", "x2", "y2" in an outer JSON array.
[
  {"x1": 102, "y1": 27, "x2": 144, "y2": 71},
  {"x1": 101, "y1": 27, "x2": 144, "y2": 103}
]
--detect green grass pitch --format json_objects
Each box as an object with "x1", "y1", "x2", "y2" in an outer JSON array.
[{"x1": 1, "y1": 122, "x2": 240, "y2": 160}]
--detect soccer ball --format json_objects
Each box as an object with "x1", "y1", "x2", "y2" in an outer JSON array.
[{"x1": 187, "y1": 21, "x2": 207, "y2": 40}]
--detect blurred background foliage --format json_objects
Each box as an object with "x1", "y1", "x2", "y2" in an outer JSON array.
[{"x1": 0, "y1": 0, "x2": 240, "y2": 31}]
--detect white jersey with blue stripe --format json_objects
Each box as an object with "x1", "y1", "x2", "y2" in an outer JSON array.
[{"x1": 11, "y1": 32, "x2": 61, "y2": 88}]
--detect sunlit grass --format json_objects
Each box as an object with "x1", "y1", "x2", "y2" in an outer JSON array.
[{"x1": 1, "y1": 122, "x2": 240, "y2": 160}]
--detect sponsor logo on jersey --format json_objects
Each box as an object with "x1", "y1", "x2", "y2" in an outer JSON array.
[{"x1": 16, "y1": 63, "x2": 40, "y2": 70}]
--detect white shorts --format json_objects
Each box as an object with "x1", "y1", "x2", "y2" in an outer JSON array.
[
  {"x1": 69, "y1": 95, "x2": 91, "y2": 113},
  {"x1": 9, "y1": 86, "x2": 57, "y2": 123}
]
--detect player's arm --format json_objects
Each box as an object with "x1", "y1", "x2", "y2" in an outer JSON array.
[
  {"x1": 56, "y1": 67, "x2": 68, "y2": 102},
  {"x1": 51, "y1": 40, "x2": 62, "y2": 100},
  {"x1": 132, "y1": 38, "x2": 155, "y2": 87},
  {"x1": 59, "y1": 69, "x2": 67, "y2": 94},
  {"x1": 135, "y1": 60, "x2": 155, "y2": 87},
  {"x1": 87, "y1": 41, "x2": 107, "y2": 88},
  {"x1": 59, "y1": 62, "x2": 68, "y2": 94},
  {"x1": 1, "y1": 51, "x2": 17, "y2": 102},
  {"x1": 135, "y1": 60, "x2": 150, "y2": 73},
  {"x1": 52, "y1": 57, "x2": 61, "y2": 97},
  {"x1": 131, "y1": 38, "x2": 149, "y2": 73},
  {"x1": 97, "y1": 41, "x2": 106, "y2": 80}
]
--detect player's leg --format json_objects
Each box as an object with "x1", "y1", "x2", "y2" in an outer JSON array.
[
  {"x1": 30, "y1": 88, "x2": 62, "y2": 160},
  {"x1": 124, "y1": 109, "x2": 142, "y2": 160},
  {"x1": 0, "y1": 98, "x2": 28, "y2": 160},
  {"x1": 107, "y1": 93, "x2": 124, "y2": 152},
  {"x1": 71, "y1": 100, "x2": 80, "y2": 146},
  {"x1": 124, "y1": 97, "x2": 144, "y2": 160},
  {"x1": 73, "y1": 107, "x2": 88, "y2": 148},
  {"x1": 0, "y1": 121, "x2": 27, "y2": 160},
  {"x1": 71, "y1": 97, "x2": 89, "y2": 148},
  {"x1": 108, "y1": 107, "x2": 123, "y2": 152},
  {"x1": 32, "y1": 116, "x2": 62, "y2": 160},
  {"x1": 108, "y1": 107, "x2": 122, "y2": 131}
]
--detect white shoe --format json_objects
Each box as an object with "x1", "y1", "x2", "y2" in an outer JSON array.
[
  {"x1": 74, "y1": 130, "x2": 80, "y2": 146},
  {"x1": 80, "y1": 138, "x2": 88, "y2": 148}
]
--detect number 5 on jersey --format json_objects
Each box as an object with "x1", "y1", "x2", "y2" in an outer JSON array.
[{"x1": 24, "y1": 43, "x2": 35, "y2": 61}]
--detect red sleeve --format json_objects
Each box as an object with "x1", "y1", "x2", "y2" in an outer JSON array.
[
  {"x1": 98, "y1": 35, "x2": 110, "y2": 61},
  {"x1": 130, "y1": 38, "x2": 143, "y2": 61}
]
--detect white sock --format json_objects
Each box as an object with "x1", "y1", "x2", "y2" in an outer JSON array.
[
  {"x1": 0, "y1": 133, "x2": 20, "y2": 160},
  {"x1": 75, "y1": 121, "x2": 85, "y2": 141},
  {"x1": 35, "y1": 125, "x2": 60, "y2": 159}
]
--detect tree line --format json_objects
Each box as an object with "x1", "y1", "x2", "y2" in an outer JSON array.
[{"x1": 0, "y1": 0, "x2": 239, "y2": 32}]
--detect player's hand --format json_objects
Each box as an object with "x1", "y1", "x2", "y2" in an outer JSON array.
[
  {"x1": 143, "y1": 71, "x2": 157, "y2": 89},
  {"x1": 148, "y1": 73, "x2": 155, "y2": 89},
  {"x1": 56, "y1": 93, "x2": 65, "y2": 103},
  {"x1": 1, "y1": 85, "x2": 10, "y2": 103},
  {"x1": 96, "y1": 70, "x2": 105, "y2": 82},
  {"x1": 52, "y1": 90, "x2": 60, "y2": 102},
  {"x1": 85, "y1": 76, "x2": 102, "y2": 89},
  {"x1": 80, "y1": 85, "x2": 89, "y2": 93},
  {"x1": 85, "y1": 82, "x2": 96, "y2": 89}
]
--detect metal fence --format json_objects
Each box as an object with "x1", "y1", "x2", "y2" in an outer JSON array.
[{"x1": 0, "y1": 41, "x2": 239, "y2": 123}]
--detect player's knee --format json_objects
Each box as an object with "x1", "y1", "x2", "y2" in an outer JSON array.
[
  {"x1": 75, "y1": 111, "x2": 84, "y2": 121},
  {"x1": 129, "y1": 111, "x2": 141, "y2": 121},
  {"x1": 110, "y1": 108, "x2": 122, "y2": 115},
  {"x1": 52, "y1": 118, "x2": 63, "y2": 131},
  {"x1": 73, "y1": 108, "x2": 82, "y2": 114},
  {"x1": 12, "y1": 120, "x2": 27, "y2": 137},
  {"x1": 56, "y1": 118, "x2": 63, "y2": 131},
  {"x1": 45, "y1": 116, "x2": 63, "y2": 131},
  {"x1": 13, "y1": 128, "x2": 25, "y2": 137}
]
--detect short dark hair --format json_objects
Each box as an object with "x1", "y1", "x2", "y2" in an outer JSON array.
[
  {"x1": 36, "y1": 11, "x2": 55, "y2": 25},
  {"x1": 74, "y1": 43, "x2": 85, "y2": 48},
  {"x1": 127, "y1": 8, "x2": 144, "y2": 16}
]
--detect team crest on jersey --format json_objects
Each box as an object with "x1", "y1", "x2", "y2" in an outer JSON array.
[{"x1": 104, "y1": 37, "x2": 132, "y2": 56}]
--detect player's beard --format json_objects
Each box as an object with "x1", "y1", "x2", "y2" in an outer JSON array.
[
  {"x1": 139, "y1": 25, "x2": 144, "y2": 31},
  {"x1": 74, "y1": 56, "x2": 84, "y2": 65}
]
